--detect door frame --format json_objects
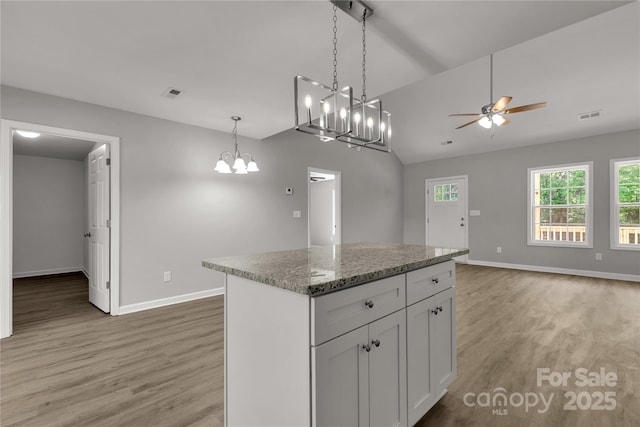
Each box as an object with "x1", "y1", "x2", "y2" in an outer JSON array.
[
  {"x1": 425, "y1": 175, "x2": 468, "y2": 262},
  {"x1": 308, "y1": 167, "x2": 341, "y2": 247},
  {"x1": 0, "y1": 120, "x2": 121, "y2": 339}
]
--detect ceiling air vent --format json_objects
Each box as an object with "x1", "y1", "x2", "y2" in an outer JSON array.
[
  {"x1": 578, "y1": 110, "x2": 601, "y2": 121},
  {"x1": 162, "y1": 87, "x2": 184, "y2": 99}
]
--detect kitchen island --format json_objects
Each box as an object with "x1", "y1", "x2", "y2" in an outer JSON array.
[{"x1": 203, "y1": 242, "x2": 469, "y2": 427}]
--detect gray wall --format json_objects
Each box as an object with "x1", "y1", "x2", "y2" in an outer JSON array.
[
  {"x1": 310, "y1": 179, "x2": 336, "y2": 246},
  {"x1": 2, "y1": 85, "x2": 404, "y2": 306},
  {"x1": 404, "y1": 129, "x2": 640, "y2": 275},
  {"x1": 13, "y1": 155, "x2": 85, "y2": 275}
]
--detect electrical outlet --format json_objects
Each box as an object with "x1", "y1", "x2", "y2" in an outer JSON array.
[
  {"x1": 595, "y1": 253, "x2": 603, "y2": 261},
  {"x1": 285, "y1": 187, "x2": 293, "y2": 195},
  {"x1": 497, "y1": 246, "x2": 502, "y2": 254},
  {"x1": 163, "y1": 271, "x2": 172, "y2": 282},
  {"x1": 293, "y1": 210, "x2": 301, "y2": 218}
]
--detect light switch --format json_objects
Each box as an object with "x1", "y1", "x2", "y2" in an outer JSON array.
[
  {"x1": 293, "y1": 210, "x2": 301, "y2": 218},
  {"x1": 470, "y1": 210, "x2": 481, "y2": 216}
]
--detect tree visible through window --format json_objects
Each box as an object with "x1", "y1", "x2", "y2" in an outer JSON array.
[
  {"x1": 434, "y1": 183, "x2": 458, "y2": 202},
  {"x1": 529, "y1": 163, "x2": 592, "y2": 247},
  {"x1": 612, "y1": 158, "x2": 640, "y2": 249}
]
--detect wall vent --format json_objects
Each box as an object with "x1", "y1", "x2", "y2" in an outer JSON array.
[
  {"x1": 162, "y1": 87, "x2": 184, "y2": 99},
  {"x1": 578, "y1": 110, "x2": 601, "y2": 121}
]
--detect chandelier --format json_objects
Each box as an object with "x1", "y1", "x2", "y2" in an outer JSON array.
[
  {"x1": 214, "y1": 116, "x2": 259, "y2": 174},
  {"x1": 294, "y1": 0, "x2": 391, "y2": 152}
]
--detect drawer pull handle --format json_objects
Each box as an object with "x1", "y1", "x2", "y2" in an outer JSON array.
[
  {"x1": 372, "y1": 339, "x2": 381, "y2": 348},
  {"x1": 365, "y1": 300, "x2": 374, "y2": 308},
  {"x1": 362, "y1": 344, "x2": 371, "y2": 352},
  {"x1": 432, "y1": 277, "x2": 439, "y2": 284}
]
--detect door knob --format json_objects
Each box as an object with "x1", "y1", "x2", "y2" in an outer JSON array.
[{"x1": 460, "y1": 223, "x2": 465, "y2": 227}]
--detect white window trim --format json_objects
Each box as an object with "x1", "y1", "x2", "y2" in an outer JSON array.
[
  {"x1": 527, "y1": 161, "x2": 593, "y2": 248},
  {"x1": 610, "y1": 157, "x2": 640, "y2": 251}
]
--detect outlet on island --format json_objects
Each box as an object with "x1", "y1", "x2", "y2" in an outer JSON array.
[
  {"x1": 163, "y1": 271, "x2": 172, "y2": 282},
  {"x1": 497, "y1": 246, "x2": 502, "y2": 254}
]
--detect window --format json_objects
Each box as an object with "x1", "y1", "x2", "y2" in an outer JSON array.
[
  {"x1": 528, "y1": 162, "x2": 593, "y2": 247},
  {"x1": 434, "y1": 183, "x2": 458, "y2": 202},
  {"x1": 611, "y1": 158, "x2": 640, "y2": 250}
]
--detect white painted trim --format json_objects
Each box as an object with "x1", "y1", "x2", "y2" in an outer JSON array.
[
  {"x1": 82, "y1": 267, "x2": 89, "y2": 279},
  {"x1": 527, "y1": 161, "x2": 594, "y2": 248},
  {"x1": 0, "y1": 120, "x2": 121, "y2": 339},
  {"x1": 13, "y1": 267, "x2": 85, "y2": 279},
  {"x1": 425, "y1": 175, "x2": 469, "y2": 263},
  {"x1": 467, "y1": 259, "x2": 640, "y2": 282},
  {"x1": 119, "y1": 288, "x2": 224, "y2": 315},
  {"x1": 610, "y1": 157, "x2": 640, "y2": 251},
  {"x1": 308, "y1": 167, "x2": 342, "y2": 247}
]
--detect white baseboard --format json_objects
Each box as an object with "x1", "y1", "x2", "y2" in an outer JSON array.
[
  {"x1": 81, "y1": 267, "x2": 89, "y2": 279},
  {"x1": 466, "y1": 259, "x2": 640, "y2": 282},
  {"x1": 13, "y1": 266, "x2": 84, "y2": 279},
  {"x1": 119, "y1": 288, "x2": 224, "y2": 315}
]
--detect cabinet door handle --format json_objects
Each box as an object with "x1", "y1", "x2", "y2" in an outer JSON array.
[
  {"x1": 362, "y1": 344, "x2": 371, "y2": 352},
  {"x1": 372, "y1": 339, "x2": 380, "y2": 348},
  {"x1": 432, "y1": 277, "x2": 439, "y2": 284},
  {"x1": 364, "y1": 300, "x2": 374, "y2": 308},
  {"x1": 431, "y1": 309, "x2": 439, "y2": 315},
  {"x1": 438, "y1": 306, "x2": 443, "y2": 312}
]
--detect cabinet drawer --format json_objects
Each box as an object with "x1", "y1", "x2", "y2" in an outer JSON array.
[
  {"x1": 311, "y1": 275, "x2": 405, "y2": 345},
  {"x1": 406, "y1": 261, "x2": 455, "y2": 305}
]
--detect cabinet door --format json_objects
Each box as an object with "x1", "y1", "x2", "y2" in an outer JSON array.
[
  {"x1": 406, "y1": 297, "x2": 437, "y2": 425},
  {"x1": 433, "y1": 286, "x2": 457, "y2": 391},
  {"x1": 369, "y1": 310, "x2": 407, "y2": 427},
  {"x1": 313, "y1": 325, "x2": 369, "y2": 427}
]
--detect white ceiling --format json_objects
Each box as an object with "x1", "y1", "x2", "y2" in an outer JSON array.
[
  {"x1": 1, "y1": 1, "x2": 638, "y2": 164},
  {"x1": 13, "y1": 132, "x2": 95, "y2": 161}
]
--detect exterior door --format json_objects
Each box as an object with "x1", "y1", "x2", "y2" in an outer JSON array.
[
  {"x1": 88, "y1": 144, "x2": 110, "y2": 312},
  {"x1": 313, "y1": 325, "x2": 369, "y2": 427},
  {"x1": 426, "y1": 176, "x2": 468, "y2": 261}
]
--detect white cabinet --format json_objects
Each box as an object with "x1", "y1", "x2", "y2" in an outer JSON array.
[
  {"x1": 407, "y1": 283, "x2": 457, "y2": 425},
  {"x1": 313, "y1": 310, "x2": 407, "y2": 427}
]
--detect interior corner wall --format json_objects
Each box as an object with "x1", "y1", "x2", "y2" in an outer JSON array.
[
  {"x1": 1, "y1": 85, "x2": 404, "y2": 307},
  {"x1": 13, "y1": 154, "x2": 85, "y2": 276},
  {"x1": 83, "y1": 156, "x2": 89, "y2": 276},
  {"x1": 404, "y1": 129, "x2": 640, "y2": 276}
]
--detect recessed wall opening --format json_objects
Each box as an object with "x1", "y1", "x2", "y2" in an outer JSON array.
[{"x1": 308, "y1": 168, "x2": 341, "y2": 247}]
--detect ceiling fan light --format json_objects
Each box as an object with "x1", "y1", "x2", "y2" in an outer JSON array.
[
  {"x1": 478, "y1": 116, "x2": 493, "y2": 129},
  {"x1": 493, "y1": 114, "x2": 506, "y2": 126}
]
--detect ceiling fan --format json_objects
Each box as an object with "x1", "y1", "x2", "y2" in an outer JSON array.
[{"x1": 450, "y1": 53, "x2": 547, "y2": 130}]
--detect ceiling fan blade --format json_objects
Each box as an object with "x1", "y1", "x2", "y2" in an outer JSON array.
[
  {"x1": 455, "y1": 117, "x2": 483, "y2": 129},
  {"x1": 491, "y1": 96, "x2": 513, "y2": 112},
  {"x1": 505, "y1": 102, "x2": 547, "y2": 114},
  {"x1": 500, "y1": 116, "x2": 511, "y2": 126},
  {"x1": 449, "y1": 113, "x2": 481, "y2": 117}
]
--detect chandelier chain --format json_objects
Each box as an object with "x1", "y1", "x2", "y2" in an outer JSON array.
[
  {"x1": 361, "y1": 10, "x2": 367, "y2": 101},
  {"x1": 332, "y1": 4, "x2": 338, "y2": 91}
]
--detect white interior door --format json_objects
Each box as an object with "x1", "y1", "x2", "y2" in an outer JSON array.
[
  {"x1": 426, "y1": 176, "x2": 468, "y2": 262},
  {"x1": 309, "y1": 168, "x2": 341, "y2": 247},
  {"x1": 88, "y1": 144, "x2": 110, "y2": 312}
]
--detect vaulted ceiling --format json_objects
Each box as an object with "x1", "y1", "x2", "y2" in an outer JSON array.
[{"x1": 1, "y1": 1, "x2": 637, "y2": 164}]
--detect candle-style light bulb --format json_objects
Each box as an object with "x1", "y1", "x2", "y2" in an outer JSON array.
[
  {"x1": 367, "y1": 117, "x2": 374, "y2": 139},
  {"x1": 380, "y1": 122, "x2": 386, "y2": 144},
  {"x1": 340, "y1": 108, "x2": 347, "y2": 132},
  {"x1": 322, "y1": 101, "x2": 330, "y2": 129},
  {"x1": 354, "y1": 112, "x2": 361, "y2": 136},
  {"x1": 305, "y1": 95, "x2": 312, "y2": 125}
]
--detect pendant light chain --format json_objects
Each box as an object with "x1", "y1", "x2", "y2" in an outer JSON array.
[
  {"x1": 332, "y1": 4, "x2": 338, "y2": 91},
  {"x1": 361, "y1": 10, "x2": 367, "y2": 102},
  {"x1": 232, "y1": 118, "x2": 239, "y2": 154}
]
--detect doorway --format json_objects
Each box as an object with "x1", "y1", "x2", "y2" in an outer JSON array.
[
  {"x1": 0, "y1": 120, "x2": 121, "y2": 339},
  {"x1": 308, "y1": 168, "x2": 341, "y2": 247},
  {"x1": 425, "y1": 176, "x2": 468, "y2": 262}
]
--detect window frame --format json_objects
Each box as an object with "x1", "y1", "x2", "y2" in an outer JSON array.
[
  {"x1": 610, "y1": 157, "x2": 640, "y2": 251},
  {"x1": 527, "y1": 161, "x2": 593, "y2": 248}
]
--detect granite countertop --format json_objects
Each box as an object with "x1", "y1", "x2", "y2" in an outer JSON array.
[{"x1": 202, "y1": 242, "x2": 469, "y2": 296}]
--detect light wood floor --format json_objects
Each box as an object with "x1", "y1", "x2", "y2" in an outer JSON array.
[{"x1": 1, "y1": 267, "x2": 638, "y2": 426}]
